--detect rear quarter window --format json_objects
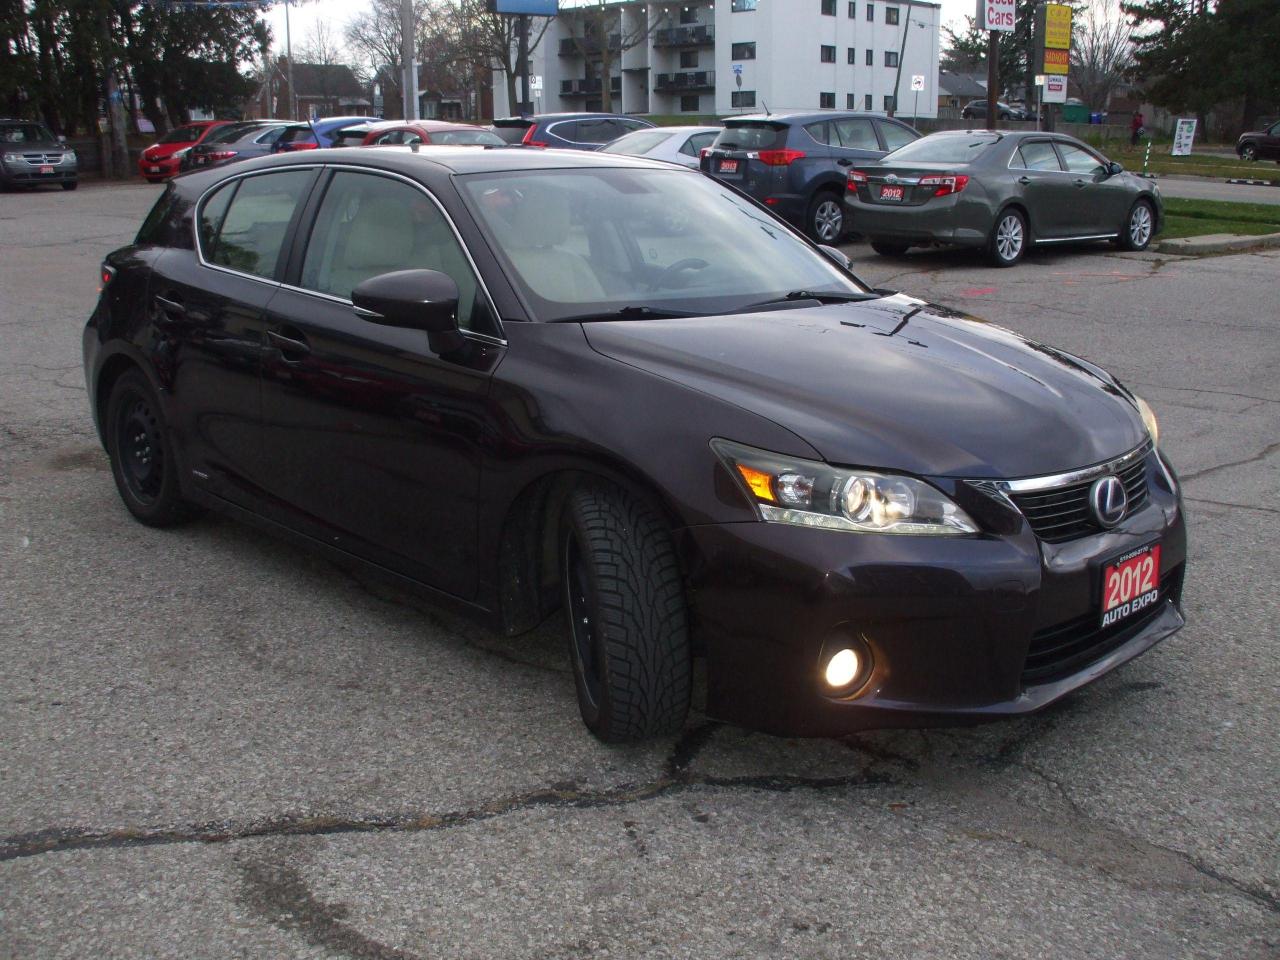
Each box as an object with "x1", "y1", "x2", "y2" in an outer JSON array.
[
  {"x1": 711, "y1": 123, "x2": 788, "y2": 151},
  {"x1": 136, "y1": 185, "x2": 178, "y2": 245}
]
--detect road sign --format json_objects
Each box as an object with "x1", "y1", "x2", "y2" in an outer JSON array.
[
  {"x1": 1171, "y1": 118, "x2": 1197, "y2": 156},
  {"x1": 732, "y1": 63, "x2": 743, "y2": 76},
  {"x1": 911, "y1": 75, "x2": 925, "y2": 92},
  {"x1": 530, "y1": 75, "x2": 543, "y2": 92},
  {"x1": 1042, "y1": 74, "x2": 1067, "y2": 103},
  {"x1": 977, "y1": 0, "x2": 1015, "y2": 32}
]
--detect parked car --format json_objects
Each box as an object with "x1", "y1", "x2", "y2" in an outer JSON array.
[
  {"x1": 84, "y1": 146, "x2": 1185, "y2": 741},
  {"x1": 1236, "y1": 119, "x2": 1280, "y2": 162},
  {"x1": 183, "y1": 120, "x2": 291, "y2": 171},
  {"x1": 489, "y1": 113, "x2": 655, "y2": 150},
  {"x1": 273, "y1": 116, "x2": 383, "y2": 152},
  {"x1": 700, "y1": 111, "x2": 921, "y2": 242},
  {"x1": 363, "y1": 121, "x2": 506, "y2": 147},
  {"x1": 138, "y1": 120, "x2": 229, "y2": 182},
  {"x1": 845, "y1": 130, "x2": 1163, "y2": 266},
  {"x1": 599, "y1": 125, "x2": 721, "y2": 168},
  {"x1": 329, "y1": 120, "x2": 402, "y2": 147},
  {"x1": 0, "y1": 118, "x2": 78, "y2": 191},
  {"x1": 961, "y1": 100, "x2": 1015, "y2": 121}
]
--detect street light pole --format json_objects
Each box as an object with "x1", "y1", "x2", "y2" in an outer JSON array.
[
  {"x1": 401, "y1": 0, "x2": 418, "y2": 120},
  {"x1": 986, "y1": 30, "x2": 999, "y2": 131},
  {"x1": 284, "y1": 0, "x2": 296, "y2": 120}
]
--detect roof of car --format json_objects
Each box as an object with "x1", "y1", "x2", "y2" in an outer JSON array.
[
  {"x1": 494, "y1": 113, "x2": 650, "y2": 123},
  {"x1": 727, "y1": 111, "x2": 900, "y2": 124}
]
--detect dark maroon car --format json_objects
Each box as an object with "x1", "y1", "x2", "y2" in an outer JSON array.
[
  {"x1": 83, "y1": 147, "x2": 1186, "y2": 741},
  {"x1": 1236, "y1": 119, "x2": 1280, "y2": 162}
]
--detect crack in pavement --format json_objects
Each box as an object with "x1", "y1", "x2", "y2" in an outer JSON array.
[
  {"x1": 1184, "y1": 496, "x2": 1280, "y2": 516},
  {"x1": 1124, "y1": 382, "x2": 1280, "y2": 406},
  {"x1": 1179, "y1": 441, "x2": 1280, "y2": 482}
]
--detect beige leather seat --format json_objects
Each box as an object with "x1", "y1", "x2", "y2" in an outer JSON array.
[
  {"x1": 318, "y1": 197, "x2": 417, "y2": 299},
  {"x1": 504, "y1": 188, "x2": 606, "y2": 303}
]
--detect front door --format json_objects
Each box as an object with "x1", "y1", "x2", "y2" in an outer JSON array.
[
  {"x1": 256, "y1": 168, "x2": 504, "y2": 598},
  {"x1": 1055, "y1": 141, "x2": 1132, "y2": 236}
]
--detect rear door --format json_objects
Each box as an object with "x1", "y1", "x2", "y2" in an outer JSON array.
[
  {"x1": 1008, "y1": 139, "x2": 1076, "y2": 239},
  {"x1": 1055, "y1": 141, "x2": 1130, "y2": 235}
]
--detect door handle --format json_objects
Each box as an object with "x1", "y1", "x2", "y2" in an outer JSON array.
[
  {"x1": 154, "y1": 294, "x2": 186, "y2": 316},
  {"x1": 837, "y1": 159, "x2": 854, "y2": 167},
  {"x1": 268, "y1": 329, "x2": 311, "y2": 359},
  {"x1": 1073, "y1": 178, "x2": 1088, "y2": 187},
  {"x1": 1017, "y1": 176, "x2": 1032, "y2": 185}
]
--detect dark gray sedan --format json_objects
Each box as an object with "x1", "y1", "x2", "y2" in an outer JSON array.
[{"x1": 845, "y1": 130, "x2": 1163, "y2": 266}]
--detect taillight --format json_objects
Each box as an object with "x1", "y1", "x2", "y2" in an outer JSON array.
[
  {"x1": 757, "y1": 149, "x2": 806, "y2": 166},
  {"x1": 208, "y1": 151, "x2": 238, "y2": 161},
  {"x1": 699, "y1": 147, "x2": 710, "y2": 159},
  {"x1": 919, "y1": 174, "x2": 970, "y2": 197},
  {"x1": 847, "y1": 169, "x2": 869, "y2": 186},
  {"x1": 99, "y1": 264, "x2": 115, "y2": 292},
  {"x1": 520, "y1": 125, "x2": 547, "y2": 148}
]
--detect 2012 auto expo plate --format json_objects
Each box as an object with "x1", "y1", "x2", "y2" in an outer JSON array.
[
  {"x1": 879, "y1": 185, "x2": 905, "y2": 201},
  {"x1": 1101, "y1": 541, "x2": 1161, "y2": 629}
]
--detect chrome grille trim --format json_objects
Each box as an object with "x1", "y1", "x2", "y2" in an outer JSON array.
[{"x1": 992, "y1": 440, "x2": 1153, "y2": 494}]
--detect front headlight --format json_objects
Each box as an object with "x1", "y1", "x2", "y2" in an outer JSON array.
[
  {"x1": 712, "y1": 439, "x2": 979, "y2": 536},
  {"x1": 64, "y1": 149, "x2": 76, "y2": 161},
  {"x1": 2, "y1": 152, "x2": 20, "y2": 163},
  {"x1": 1135, "y1": 396, "x2": 1159, "y2": 447}
]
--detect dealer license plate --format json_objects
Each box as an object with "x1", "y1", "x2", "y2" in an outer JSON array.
[
  {"x1": 39, "y1": 164, "x2": 54, "y2": 175},
  {"x1": 1100, "y1": 542, "x2": 1161, "y2": 629},
  {"x1": 879, "y1": 185, "x2": 905, "y2": 201},
  {"x1": 718, "y1": 159, "x2": 739, "y2": 174},
  {"x1": 149, "y1": 165, "x2": 161, "y2": 173}
]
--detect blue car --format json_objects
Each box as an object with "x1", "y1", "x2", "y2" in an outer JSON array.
[{"x1": 273, "y1": 116, "x2": 383, "y2": 153}]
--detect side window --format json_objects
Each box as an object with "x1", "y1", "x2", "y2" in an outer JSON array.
[
  {"x1": 375, "y1": 131, "x2": 404, "y2": 145},
  {"x1": 577, "y1": 120, "x2": 619, "y2": 144},
  {"x1": 256, "y1": 125, "x2": 288, "y2": 144},
  {"x1": 682, "y1": 131, "x2": 718, "y2": 156},
  {"x1": 206, "y1": 170, "x2": 312, "y2": 278},
  {"x1": 549, "y1": 121, "x2": 579, "y2": 142},
  {"x1": 804, "y1": 121, "x2": 830, "y2": 145},
  {"x1": 875, "y1": 120, "x2": 916, "y2": 152},
  {"x1": 137, "y1": 185, "x2": 177, "y2": 245},
  {"x1": 404, "y1": 132, "x2": 425, "y2": 145},
  {"x1": 197, "y1": 180, "x2": 236, "y2": 255},
  {"x1": 833, "y1": 117, "x2": 878, "y2": 150},
  {"x1": 299, "y1": 171, "x2": 492, "y2": 332},
  {"x1": 1058, "y1": 142, "x2": 1106, "y2": 176},
  {"x1": 1018, "y1": 141, "x2": 1063, "y2": 171}
]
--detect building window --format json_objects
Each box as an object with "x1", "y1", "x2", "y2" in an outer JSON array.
[
  {"x1": 884, "y1": 94, "x2": 896, "y2": 111},
  {"x1": 731, "y1": 0, "x2": 756, "y2": 11},
  {"x1": 731, "y1": 41, "x2": 756, "y2": 60},
  {"x1": 680, "y1": 6, "x2": 698, "y2": 23},
  {"x1": 886, "y1": 5, "x2": 900, "y2": 24},
  {"x1": 732, "y1": 90, "x2": 757, "y2": 108},
  {"x1": 847, "y1": 93, "x2": 857, "y2": 108},
  {"x1": 680, "y1": 50, "x2": 699, "y2": 68},
  {"x1": 820, "y1": 91, "x2": 835, "y2": 109},
  {"x1": 847, "y1": 47, "x2": 856, "y2": 64},
  {"x1": 848, "y1": 1, "x2": 856, "y2": 16},
  {"x1": 865, "y1": 48, "x2": 873, "y2": 65},
  {"x1": 885, "y1": 51, "x2": 899, "y2": 68},
  {"x1": 821, "y1": 0, "x2": 836, "y2": 14},
  {"x1": 821, "y1": 45, "x2": 836, "y2": 63},
  {"x1": 866, "y1": 2, "x2": 874, "y2": 20},
  {"x1": 681, "y1": 95, "x2": 701, "y2": 112},
  {"x1": 864, "y1": 93, "x2": 873, "y2": 109}
]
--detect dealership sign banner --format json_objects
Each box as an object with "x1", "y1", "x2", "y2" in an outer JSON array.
[
  {"x1": 1042, "y1": 74, "x2": 1067, "y2": 103},
  {"x1": 1043, "y1": 4, "x2": 1072, "y2": 49},
  {"x1": 976, "y1": 0, "x2": 1015, "y2": 32}
]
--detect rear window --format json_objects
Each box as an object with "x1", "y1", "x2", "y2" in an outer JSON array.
[
  {"x1": 491, "y1": 121, "x2": 533, "y2": 144},
  {"x1": 601, "y1": 130, "x2": 672, "y2": 155},
  {"x1": 279, "y1": 126, "x2": 317, "y2": 146},
  {"x1": 136, "y1": 185, "x2": 177, "y2": 245},
  {"x1": 711, "y1": 122, "x2": 788, "y2": 152},
  {"x1": 433, "y1": 129, "x2": 505, "y2": 146},
  {"x1": 206, "y1": 123, "x2": 258, "y2": 145},
  {"x1": 883, "y1": 134, "x2": 999, "y2": 164}
]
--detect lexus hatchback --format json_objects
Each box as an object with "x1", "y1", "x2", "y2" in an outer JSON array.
[{"x1": 85, "y1": 147, "x2": 1186, "y2": 741}]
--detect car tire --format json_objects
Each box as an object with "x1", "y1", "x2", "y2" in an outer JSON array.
[
  {"x1": 871, "y1": 240, "x2": 910, "y2": 257},
  {"x1": 561, "y1": 482, "x2": 691, "y2": 742},
  {"x1": 105, "y1": 369, "x2": 199, "y2": 527},
  {"x1": 61, "y1": 181, "x2": 77, "y2": 191},
  {"x1": 1118, "y1": 199, "x2": 1155, "y2": 252},
  {"x1": 807, "y1": 191, "x2": 846, "y2": 244},
  {"x1": 1239, "y1": 143, "x2": 1257, "y2": 162},
  {"x1": 986, "y1": 207, "x2": 1027, "y2": 267}
]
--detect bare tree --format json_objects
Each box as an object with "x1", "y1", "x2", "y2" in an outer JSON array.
[
  {"x1": 1071, "y1": 0, "x2": 1134, "y2": 113},
  {"x1": 564, "y1": 0, "x2": 670, "y2": 113},
  {"x1": 448, "y1": 0, "x2": 551, "y2": 117},
  {"x1": 346, "y1": 0, "x2": 435, "y2": 115}
]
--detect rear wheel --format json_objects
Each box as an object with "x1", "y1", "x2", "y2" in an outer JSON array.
[
  {"x1": 807, "y1": 191, "x2": 845, "y2": 244},
  {"x1": 105, "y1": 369, "x2": 198, "y2": 527},
  {"x1": 986, "y1": 208, "x2": 1027, "y2": 267},
  {"x1": 561, "y1": 483, "x2": 690, "y2": 742},
  {"x1": 871, "y1": 240, "x2": 910, "y2": 257},
  {"x1": 1118, "y1": 199, "x2": 1155, "y2": 251}
]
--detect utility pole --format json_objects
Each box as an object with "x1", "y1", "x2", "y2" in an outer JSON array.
[
  {"x1": 889, "y1": 0, "x2": 916, "y2": 118},
  {"x1": 401, "y1": 0, "x2": 418, "y2": 120},
  {"x1": 517, "y1": 14, "x2": 530, "y2": 115},
  {"x1": 986, "y1": 29, "x2": 999, "y2": 131},
  {"x1": 284, "y1": 0, "x2": 296, "y2": 120}
]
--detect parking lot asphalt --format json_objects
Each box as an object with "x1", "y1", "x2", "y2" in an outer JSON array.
[{"x1": 1, "y1": 181, "x2": 1277, "y2": 959}]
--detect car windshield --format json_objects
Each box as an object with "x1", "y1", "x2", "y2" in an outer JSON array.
[
  {"x1": 883, "y1": 134, "x2": 1000, "y2": 164},
  {"x1": 710, "y1": 122, "x2": 788, "y2": 151},
  {"x1": 433, "y1": 128, "x2": 505, "y2": 145},
  {"x1": 206, "y1": 123, "x2": 258, "y2": 144},
  {"x1": 160, "y1": 124, "x2": 206, "y2": 144},
  {"x1": 460, "y1": 167, "x2": 867, "y2": 321},
  {"x1": 0, "y1": 122, "x2": 55, "y2": 143},
  {"x1": 601, "y1": 130, "x2": 673, "y2": 155}
]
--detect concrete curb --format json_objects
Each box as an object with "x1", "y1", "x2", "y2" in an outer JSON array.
[
  {"x1": 1155, "y1": 231, "x2": 1280, "y2": 255},
  {"x1": 1225, "y1": 178, "x2": 1280, "y2": 187}
]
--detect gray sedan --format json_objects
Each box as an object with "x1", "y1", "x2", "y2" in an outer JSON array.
[{"x1": 845, "y1": 130, "x2": 1162, "y2": 266}]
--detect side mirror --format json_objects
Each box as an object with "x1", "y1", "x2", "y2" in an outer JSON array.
[
  {"x1": 1107, "y1": 161, "x2": 1124, "y2": 176},
  {"x1": 352, "y1": 269, "x2": 465, "y2": 355},
  {"x1": 818, "y1": 244, "x2": 851, "y2": 270}
]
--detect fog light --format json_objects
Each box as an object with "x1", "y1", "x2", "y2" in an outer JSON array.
[{"x1": 824, "y1": 648, "x2": 860, "y2": 688}]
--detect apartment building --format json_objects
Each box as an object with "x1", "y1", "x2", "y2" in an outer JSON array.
[{"x1": 491, "y1": 0, "x2": 941, "y2": 119}]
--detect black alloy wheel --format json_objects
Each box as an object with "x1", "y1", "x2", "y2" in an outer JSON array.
[
  {"x1": 105, "y1": 369, "x2": 197, "y2": 526},
  {"x1": 561, "y1": 483, "x2": 691, "y2": 742}
]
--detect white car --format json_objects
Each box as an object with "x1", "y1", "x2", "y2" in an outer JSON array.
[{"x1": 599, "y1": 125, "x2": 722, "y2": 168}]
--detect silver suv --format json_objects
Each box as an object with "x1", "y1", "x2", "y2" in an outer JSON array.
[{"x1": 0, "y1": 119, "x2": 79, "y2": 191}]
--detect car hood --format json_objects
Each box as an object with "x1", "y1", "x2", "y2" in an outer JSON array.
[
  {"x1": 582, "y1": 294, "x2": 1147, "y2": 479},
  {"x1": 144, "y1": 143, "x2": 191, "y2": 159}
]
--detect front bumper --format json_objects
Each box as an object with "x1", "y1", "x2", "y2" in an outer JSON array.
[
  {"x1": 138, "y1": 156, "x2": 180, "y2": 178},
  {"x1": 679, "y1": 455, "x2": 1186, "y2": 737},
  {"x1": 2, "y1": 160, "x2": 78, "y2": 186}
]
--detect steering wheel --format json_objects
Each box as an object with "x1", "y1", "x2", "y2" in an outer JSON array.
[{"x1": 647, "y1": 258, "x2": 709, "y2": 291}]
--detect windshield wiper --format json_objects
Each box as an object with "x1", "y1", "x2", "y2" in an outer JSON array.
[
  {"x1": 549, "y1": 305, "x2": 705, "y2": 323},
  {"x1": 739, "y1": 290, "x2": 879, "y2": 311}
]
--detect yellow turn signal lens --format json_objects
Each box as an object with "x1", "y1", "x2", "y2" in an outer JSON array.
[{"x1": 736, "y1": 464, "x2": 775, "y2": 502}]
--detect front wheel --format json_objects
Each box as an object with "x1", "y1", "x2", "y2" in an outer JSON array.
[
  {"x1": 807, "y1": 192, "x2": 845, "y2": 244},
  {"x1": 1118, "y1": 199, "x2": 1155, "y2": 251},
  {"x1": 561, "y1": 483, "x2": 691, "y2": 742},
  {"x1": 871, "y1": 240, "x2": 910, "y2": 257},
  {"x1": 986, "y1": 208, "x2": 1027, "y2": 267},
  {"x1": 61, "y1": 180, "x2": 77, "y2": 191},
  {"x1": 1239, "y1": 143, "x2": 1257, "y2": 162},
  {"x1": 105, "y1": 369, "x2": 198, "y2": 527}
]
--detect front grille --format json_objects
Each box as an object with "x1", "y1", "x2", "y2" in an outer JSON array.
[
  {"x1": 1008, "y1": 454, "x2": 1150, "y2": 543},
  {"x1": 21, "y1": 152, "x2": 63, "y2": 165},
  {"x1": 1022, "y1": 564, "x2": 1183, "y2": 685}
]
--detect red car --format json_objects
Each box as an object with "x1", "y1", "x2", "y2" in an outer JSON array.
[
  {"x1": 361, "y1": 121, "x2": 505, "y2": 147},
  {"x1": 137, "y1": 121, "x2": 229, "y2": 182}
]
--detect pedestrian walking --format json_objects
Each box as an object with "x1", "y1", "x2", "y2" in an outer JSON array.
[{"x1": 1130, "y1": 110, "x2": 1145, "y2": 147}]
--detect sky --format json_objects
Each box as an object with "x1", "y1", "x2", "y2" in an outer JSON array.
[{"x1": 262, "y1": 0, "x2": 977, "y2": 60}]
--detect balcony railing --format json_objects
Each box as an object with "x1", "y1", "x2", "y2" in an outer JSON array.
[
  {"x1": 558, "y1": 35, "x2": 622, "y2": 57},
  {"x1": 560, "y1": 76, "x2": 624, "y2": 97},
  {"x1": 652, "y1": 24, "x2": 715, "y2": 47},
  {"x1": 653, "y1": 70, "x2": 716, "y2": 92}
]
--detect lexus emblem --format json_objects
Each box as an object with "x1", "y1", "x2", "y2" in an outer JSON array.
[{"x1": 1089, "y1": 475, "x2": 1128, "y2": 528}]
